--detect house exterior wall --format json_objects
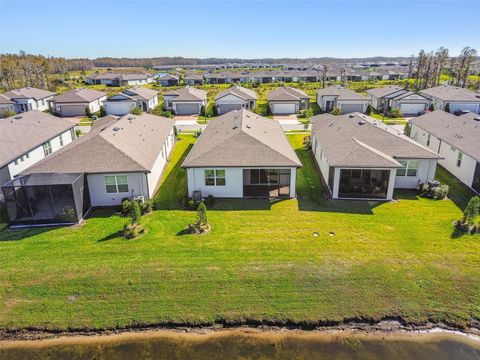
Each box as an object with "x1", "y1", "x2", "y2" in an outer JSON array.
[
  {"x1": 146, "y1": 128, "x2": 175, "y2": 197},
  {"x1": 0, "y1": 103, "x2": 15, "y2": 116},
  {"x1": 393, "y1": 158, "x2": 437, "y2": 188},
  {"x1": 215, "y1": 94, "x2": 247, "y2": 108},
  {"x1": 423, "y1": 95, "x2": 480, "y2": 113},
  {"x1": 187, "y1": 167, "x2": 244, "y2": 198},
  {"x1": 5, "y1": 128, "x2": 74, "y2": 180},
  {"x1": 410, "y1": 123, "x2": 475, "y2": 187},
  {"x1": 163, "y1": 95, "x2": 175, "y2": 109},
  {"x1": 87, "y1": 172, "x2": 148, "y2": 207},
  {"x1": 13, "y1": 96, "x2": 53, "y2": 113},
  {"x1": 311, "y1": 135, "x2": 331, "y2": 191}
]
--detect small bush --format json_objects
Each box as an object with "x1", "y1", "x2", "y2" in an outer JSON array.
[
  {"x1": 197, "y1": 202, "x2": 208, "y2": 225},
  {"x1": 444, "y1": 103, "x2": 450, "y2": 113},
  {"x1": 390, "y1": 108, "x2": 402, "y2": 118},
  {"x1": 404, "y1": 122, "x2": 412, "y2": 137},
  {"x1": 3, "y1": 110, "x2": 16, "y2": 118},
  {"x1": 75, "y1": 129, "x2": 82, "y2": 137},
  {"x1": 431, "y1": 184, "x2": 449, "y2": 200},
  {"x1": 123, "y1": 223, "x2": 145, "y2": 239},
  {"x1": 299, "y1": 108, "x2": 313, "y2": 119},
  {"x1": 85, "y1": 106, "x2": 92, "y2": 118},
  {"x1": 99, "y1": 105, "x2": 107, "y2": 117},
  {"x1": 462, "y1": 196, "x2": 480, "y2": 226},
  {"x1": 130, "y1": 107, "x2": 143, "y2": 115},
  {"x1": 429, "y1": 103, "x2": 434, "y2": 111},
  {"x1": 366, "y1": 105, "x2": 372, "y2": 115},
  {"x1": 140, "y1": 199, "x2": 154, "y2": 215},
  {"x1": 122, "y1": 199, "x2": 133, "y2": 216},
  {"x1": 330, "y1": 107, "x2": 341, "y2": 115}
]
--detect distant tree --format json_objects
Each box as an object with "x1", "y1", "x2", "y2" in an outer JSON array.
[{"x1": 320, "y1": 64, "x2": 328, "y2": 89}]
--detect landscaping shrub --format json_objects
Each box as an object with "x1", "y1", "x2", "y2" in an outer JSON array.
[
  {"x1": 75, "y1": 129, "x2": 82, "y2": 137},
  {"x1": 429, "y1": 104, "x2": 435, "y2": 111},
  {"x1": 99, "y1": 105, "x2": 107, "y2": 117},
  {"x1": 444, "y1": 103, "x2": 450, "y2": 113},
  {"x1": 330, "y1": 107, "x2": 341, "y2": 115},
  {"x1": 462, "y1": 196, "x2": 480, "y2": 226},
  {"x1": 140, "y1": 199, "x2": 154, "y2": 215},
  {"x1": 130, "y1": 107, "x2": 143, "y2": 115},
  {"x1": 123, "y1": 223, "x2": 145, "y2": 239},
  {"x1": 431, "y1": 184, "x2": 449, "y2": 200},
  {"x1": 404, "y1": 122, "x2": 412, "y2": 137},
  {"x1": 184, "y1": 202, "x2": 210, "y2": 235},
  {"x1": 85, "y1": 106, "x2": 92, "y2": 118},
  {"x1": 299, "y1": 108, "x2": 313, "y2": 119},
  {"x1": 366, "y1": 105, "x2": 372, "y2": 115},
  {"x1": 390, "y1": 108, "x2": 402, "y2": 118},
  {"x1": 3, "y1": 110, "x2": 15, "y2": 118}
]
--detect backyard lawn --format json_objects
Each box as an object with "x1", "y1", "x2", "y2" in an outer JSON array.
[{"x1": 0, "y1": 135, "x2": 479, "y2": 331}]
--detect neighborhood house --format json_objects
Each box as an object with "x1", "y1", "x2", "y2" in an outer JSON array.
[
  {"x1": 267, "y1": 86, "x2": 309, "y2": 115},
  {"x1": 182, "y1": 109, "x2": 302, "y2": 198},
  {"x1": 2, "y1": 114, "x2": 175, "y2": 225},
  {"x1": 409, "y1": 110, "x2": 480, "y2": 193},
  {"x1": 316, "y1": 86, "x2": 370, "y2": 114},
  {"x1": 86, "y1": 73, "x2": 154, "y2": 86},
  {"x1": 163, "y1": 86, "x2": 207, "y2": 115},
  {"x1": 419, "y1": 85, "x2": 480, "y2": 114},
  {"x1": 214, "y1": 85, "x2": 257, "y2": 114},
  {"x1": 367, "y1": 86, "x2": 430, "y2": 115},
  {"x1": 51, "y1": 88, "x2": 107, "y2": 117},
  {"x1": 310, "y1": 113, "x2": 441, "y2": 200},
  {"x1": 104, "y1": 87, "x2": 159, "y2": 116},
  {"x1": 0, "y1": 111, "x2": 76, "y2": 186},
  {"x1": 157, "y1": 74, "x2": 179, "y2": 86},
  {"x1": 1, "y1": 87, "x2": 55, "y2": 114}
]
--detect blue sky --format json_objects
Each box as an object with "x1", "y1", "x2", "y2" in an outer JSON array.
[{"x1": 0, "y1": 0, "x2": 478, "y2": 59}]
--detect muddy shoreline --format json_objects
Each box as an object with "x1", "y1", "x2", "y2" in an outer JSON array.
[{"x1": 1, "y1": 318, "x2": 480, "y2": 342}]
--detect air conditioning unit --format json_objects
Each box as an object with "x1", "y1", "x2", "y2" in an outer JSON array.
[{"x1": 133, "y1": 195, "x2": 145, "y2": 204}]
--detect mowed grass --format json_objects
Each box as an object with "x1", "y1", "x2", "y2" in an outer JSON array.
[{"x1": 0, "y1": 135, "x2": 479, "y2": 331}]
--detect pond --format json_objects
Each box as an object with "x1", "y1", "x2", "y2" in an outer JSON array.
[{"x1": 1, "y1": 329, "x2": 479, "y2": 360}]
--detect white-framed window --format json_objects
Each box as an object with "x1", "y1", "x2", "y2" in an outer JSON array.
[
  {"x1": 59, "y1": 134, "x2": 64, "y2": 146},
  {"x1": 104, "y1": 175, "x2": 129, "y2": 193},
  {"x1": 205, "y1": 169, "x2": 226, "y2": 186},
  {"x1": 457, "y1": 152, "x2": 463, "y2": 167},
  {"x1": 14, "y1": 159, "x2": 19, "y2": 165},
  {"x1": 26, "y1": 152, "x2": 30, "y2": 159},
  {"x1": 397, "y1": 160, "x2": 419, "y2": 177},
  {"x1": 426, "y1": 133, "x2": 431, "y2": 146},
  {"x1": 43, "y1": 141, "x2": 52, "y2": 156}
]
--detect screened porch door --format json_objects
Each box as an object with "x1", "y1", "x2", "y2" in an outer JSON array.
[{"x1": 243, "y1": 169, "x2": 291, "y2": 198}]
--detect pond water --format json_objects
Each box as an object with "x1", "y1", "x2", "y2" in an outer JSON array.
[{"x1": 1, "y1": 329, "x2": 479, "y2": 360}]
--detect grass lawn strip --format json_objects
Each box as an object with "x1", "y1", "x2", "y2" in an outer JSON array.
[{"x1": 0, "y1": 135, "x2": 478, "y2": 331}]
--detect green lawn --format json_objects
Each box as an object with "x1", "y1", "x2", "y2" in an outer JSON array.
[{"x1": 0, "y1": 135, "x2": 479, "y2": 331}]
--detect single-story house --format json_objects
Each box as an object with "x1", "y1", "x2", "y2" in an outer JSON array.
[
  {"x1": 316, "y1": 86, "x2": 370, "y2": 114},
  {"x1": 2, "y1": 87, "x2": 56, "y2": 113},
  {"x1": 157, "y1": 74, "x2": 179, "y2": 86},
  {"x1": 104, "y1": 87, "x2": 159, "y2": 116},
  {"x1": 51, "y1": 88, "x2": 107, "y2": 117},
  {"x1": 184, "y1": 72, "x2": 204, "y2": 86},
  {"x1": 409, "y1": 110, "x2": 480, "y2": 193},
  {"x1": 389, "y1": 91, "x2": 430, "y2": 115},
  {"x1": 163, "y1": 86, "x2": 207, "y2": 115},
  {"x1": 182, "y1": 109, "x2": 302, "y2": 198},
  {"x1": 366, "y1": 86, "x2": 407, "y2": 111},
  {"x1": 2, "y1": 113, "x2": 175, "y2": 225},
  {"x1": 0, "y1": 111, "x2": 76, "y2": 187},
  {"x1": 267, "y1": 87, "x2": 309, "y2": 115},
  {"x1": 214, "y1": 85, "x2": 257, "y2": 114},
  {"x1": 419, "y1": 85, "x2": 480, "y2": 114},
  {"x1": 310, "y1": 113, "x2": 441, "y2": 200},
  {"x1": 86, "y1": 73, "x2": 154, "y2": 86}
]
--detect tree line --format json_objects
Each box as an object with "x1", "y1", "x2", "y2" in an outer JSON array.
[{"x1": 0, "y1": 47, "x2": 478, "y2": 92}]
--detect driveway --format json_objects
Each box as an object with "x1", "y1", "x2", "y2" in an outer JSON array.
[
  {"x1": 272, "y1": 114, "x2": 298, "y2": 121},
  {"x1": 174, "y1": 115, "x2": 199, "y2": 121}
]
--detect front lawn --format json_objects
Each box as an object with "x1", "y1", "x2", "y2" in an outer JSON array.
[{"x1": 0, "y1": 135, "x2": 478, "y2": 331}]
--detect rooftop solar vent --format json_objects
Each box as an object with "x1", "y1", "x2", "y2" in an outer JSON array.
[
  {"x1": 128, "y1": 117, "x2": 134, "y2": 121},
  {"x1": 14, "y1": 116, "x2": 22, "y2": 120},
  {"x1": 113, "y1": 127, "x2": 120, "y2": 131},
  {"x1": 358, "y1": 120, "x2": 366, "y2": 125}
]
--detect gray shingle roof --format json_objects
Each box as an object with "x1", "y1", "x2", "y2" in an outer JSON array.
[
  {"x1": 122, "y1": 87, "x2": 158, "y2": 101},
  {"x1": 185, "y1": 72, "x2": 204, "y2": 80},
  {"x1": 420, "y1": 85, "x2": 480, "y2": 102},
  {"x1": 182, "y1": 109, "x2": 302, "y2": 168},
  {"x1": 215, "y1": 85, "x2": 257, "y2": 101},
  {"x1": 267, "y1": 87, "x2": 309, "y2": 102},
  {"x1": 52, "y1": 88, "x2": 106, "y2": 103},
  {"x1": 317, "y1": 86, "x2": 368, "y2": 101},
  {"x1": 0, "y1": 94, "x2": 14, "y2": 104},
  {"x1": 87, "y1": 72, "x2": 153, "y2": 81},
  {"x1": 410, "y1": 110, "x2": 480, "y2": 162},
  {"x1": 311, "y1": 113, "x2": 440, "y2": 168},
  {"x1": 0, "y1": 111, "x2": 76, "y2": 168},
  {"x1": 3, "y1": 87, "x2": 55, "y2": 101},
  {"x1": 22, "y1": 113, "x2": 175, "y2": 174},
  {"x1": 164, "y1": 86, "x2": 206, "y2": 102},
  {"x1": 366, "y1": 86, "x2": 405, "y2": 98}
]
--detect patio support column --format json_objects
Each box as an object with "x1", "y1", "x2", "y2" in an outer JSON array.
[
  {"x1": 289, "y1": 168, "x2": 297, "y2": 198},
  {"x1": 332, "y1": 168, "x2": 341, "y2": 199},
  {"x1": 386, "y1": 169, "x2": 396, "y2": 200}
]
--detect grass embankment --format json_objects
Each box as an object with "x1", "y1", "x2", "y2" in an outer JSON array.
[{"x1": 0, "y1": 135, "x2": 478, "y2": 332}]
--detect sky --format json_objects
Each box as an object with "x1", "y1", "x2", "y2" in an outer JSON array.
[{"x1": 0, "y1": 0, "x2": 479, "y2": 59}]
